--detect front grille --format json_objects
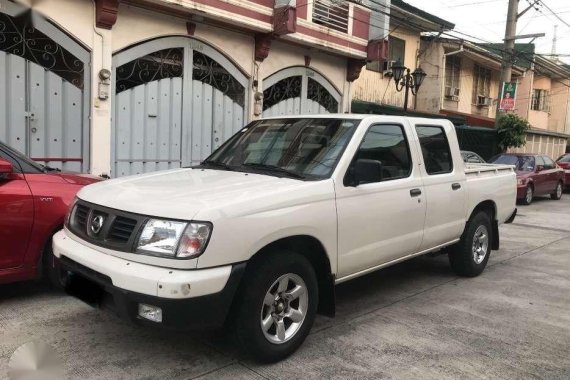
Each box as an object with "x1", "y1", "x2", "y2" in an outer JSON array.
[
  {"x1": 108, "y1": 216, "x2": 138, "y2": 243},
  {"x1": 68, "y1": 200, "x2": 147, "y2": 252},
  {"x1": 75, "y1": 204, "x2": 89, "y2": 230}
]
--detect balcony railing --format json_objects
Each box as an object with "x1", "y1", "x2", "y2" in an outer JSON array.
[{"x1": 312, "y1": 0, "x2": 350, "y2": 33}]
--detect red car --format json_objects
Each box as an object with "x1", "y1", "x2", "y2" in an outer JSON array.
[
  {"x1": 0, "y1": 141, "x2": 101, "y2": 284},
  {"x1": 556, "y1": 153, "x2": 570, "y2": 188},
  {"x1": 490, "y1": 153, "x2": 564, "y2": 205}
]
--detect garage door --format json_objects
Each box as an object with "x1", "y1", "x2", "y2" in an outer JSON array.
[
  {"x1": 112, "y1": 37, "x2": 248, "y2": 177},
  {"x1": 0, "y1": 8, "x2": 90, "y2": 171},
  {"x1": 262, "y1": 67, "x2": 341, "y2": 117}
]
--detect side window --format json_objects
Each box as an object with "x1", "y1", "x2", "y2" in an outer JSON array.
[
  {"x1": 354, "y1": 124, "x2": 411, "y2": 182},
  {"x1": 416, "y1": 125, "x2": 453, "y2": 175},
  {"x1": 543, "y1": 156, "x2": 555, "y2": 169},
  {"x1": 0, "y1": 148, "x2": 22, "y2": 173},
  {"x1": 535, "y1": 156, "x2": 545, "y2": 168}
]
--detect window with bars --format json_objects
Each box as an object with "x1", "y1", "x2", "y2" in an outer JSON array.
[
  {"x1": 472, "y1": 64, "x2": 492, "y2": 103},
  {"x1": 312, "y1": 0, "x2": 350, "y2": 33},
  {"x1": 531, "y1": 89, "x2": 550, "y2": 112},
  {"x1": 445, "y1": 56, "x2": 461, "y2": 89}
]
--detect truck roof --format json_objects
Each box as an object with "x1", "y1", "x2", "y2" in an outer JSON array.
[{"x1": 259, "y1": 114, "x2": 453, "y2": 124}]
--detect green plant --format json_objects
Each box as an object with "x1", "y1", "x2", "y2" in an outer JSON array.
[{"x1": 496, "y1": 113, "x2": 530, "y2": 151}]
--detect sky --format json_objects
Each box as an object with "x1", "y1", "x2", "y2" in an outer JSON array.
[{"x1": 402, "y1": 0, "x2": 570, "y2": 64}]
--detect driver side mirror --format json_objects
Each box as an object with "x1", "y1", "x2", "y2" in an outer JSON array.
[
  {"x1": 536, "y1": 165, "x2": 544, "y2": 172},
  {"x1": 0, "y1": 158, "x2": 13, "y2": 180},
  {"x1": 349, "y1": 159, "x2": 383, "y2": 186}
]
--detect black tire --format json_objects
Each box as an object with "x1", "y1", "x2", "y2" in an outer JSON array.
[
  {"x1": 551, "y1": 181, "x2": 563, "y2": 200},
  {"x1": 42, "y1": 241, "x2": 67, "y2": 290},
  {"x1": 234, "y1": 251, "x2": 318, "y2": 363},
  {"x1": 448, "y1": 211, "x2": 492, "y2": 277},
  {"x1": 520, "y1": 184, "x2": 533, "y2": 205}
]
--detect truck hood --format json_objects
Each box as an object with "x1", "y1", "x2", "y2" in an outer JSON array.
[{"x1": 77, "y1": 168, "x2": 313, "y2": 220}]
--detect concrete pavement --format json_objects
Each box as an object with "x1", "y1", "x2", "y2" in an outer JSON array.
[{"x1": 1, "y1": 195, "x2": 569, "y2": 379}]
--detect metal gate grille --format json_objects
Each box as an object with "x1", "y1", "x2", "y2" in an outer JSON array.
[
  {"x1": 112, "y1": 37, "x2": 248, "y2": 177},
  {"x1": 0, "y1": 10, "x2": 89, "y2": 171}
]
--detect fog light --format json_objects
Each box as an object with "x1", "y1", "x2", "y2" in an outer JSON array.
[{"x1": 138, "y1": 303, "x2": 162, "y2": 323}]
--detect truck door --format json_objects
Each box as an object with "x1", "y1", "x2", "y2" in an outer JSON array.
[
  {"x1": 413, "y1": 123, "x2": 467, "y2": 251},
  {"x1": 0, "y1": 148, "x2": 34, "y2": 270},
  {"x1": 335, "y1": 122, "x2": 426, "y2": 278}
]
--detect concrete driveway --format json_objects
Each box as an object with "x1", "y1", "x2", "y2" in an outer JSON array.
[{"x1": 1, "y1": 196, "x2": 569, "y2": 379}]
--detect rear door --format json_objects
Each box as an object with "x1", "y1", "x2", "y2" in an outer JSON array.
[
  {"x1": 0, "y1": 147, "x2": 34, "y2": 269},
  {"x1": 413, "y1": 123, "x2": 467, "y2": 251},
  {"x1": 534, "y1": 156, "x2": 548, "y2": 194},
  {"x1": 542, "y1": 156, "x2": 558, "y2": 192},
  {"x1": 335, "y1": 122, "x2": 426, "y2": 278}
]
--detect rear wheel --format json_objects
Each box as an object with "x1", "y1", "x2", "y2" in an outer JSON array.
[
  {"x1": 449, "y1": 211, "x2": 492, "y2": 277},
  {"x1": 521, "y1": 185, "x2": 533, "y2": 205},
  {"x1": 234, "y1": 251, "x2": 318, "y2": 363},
  {"x1": 551, "y1": 181, "x2": 563, "y2": 200}
]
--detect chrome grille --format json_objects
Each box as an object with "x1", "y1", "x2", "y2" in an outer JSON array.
[{"x1": 75, "y1": 204, "x2": 89, "y2": 231}]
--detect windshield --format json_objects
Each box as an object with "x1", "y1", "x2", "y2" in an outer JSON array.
[
  {"x1": 204, "y1": 118, "x2": 360, "y2": 180},
  {"x1": 490, "y1": 154, "x2": 535, "y2": 171},
  {"x1": 557, "y1": 154, "x2": 570, "y2": 163},
  {"x1": 0, "y1": 141, "x2": 44, "y2": 172}
]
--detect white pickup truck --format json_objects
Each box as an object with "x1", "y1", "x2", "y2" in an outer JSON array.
[{"x1": 52, "y1": 115, "x2": 517, "y2": 362}]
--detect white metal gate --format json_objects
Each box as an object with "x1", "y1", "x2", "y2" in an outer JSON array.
[
  {"x1": 112, "y1": 37, "x2": 248, "y2": 177},
  {"x1": 0, "y1": 7, "x2": 90, "y2": 171},
  {"x1": 262, "y1": 67, "x2": 341, "y2": 117}
]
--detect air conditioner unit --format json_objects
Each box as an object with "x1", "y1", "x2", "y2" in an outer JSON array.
[
  {"x1": 383, "y1": 60, "x2": 395, "y2": 76},
  {"x1": 477, "y1": 95, "x2": 491, "y2": 107},
  {"x1": 444, "y1": 86, "x2": 460, "y2": 100}
]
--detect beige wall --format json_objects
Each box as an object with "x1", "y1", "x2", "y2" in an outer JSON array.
[
  {"x1": 509, "y1": 133, "x2": 567, "y2": 159},
  {"x1": 352, "y1": 27, "x2": 420, "y2": 108},
  {"x1": 31, "y1": 0, "x2": 350, "y2": 176},
  {"x1": 549, "y1": 78, "x2": 570, "y2": 134}
]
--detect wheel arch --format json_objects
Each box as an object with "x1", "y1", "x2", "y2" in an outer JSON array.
[
  {"x1": 468, "y1": 200, "x2": 499, "y2": 250},
  {"x1": 245, "y1": 235, "x2": 336, "y2": 317}
]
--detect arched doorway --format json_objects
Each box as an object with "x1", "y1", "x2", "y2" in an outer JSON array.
[
  {"x1": 262, "y1": 67, "x2": 341, "y2": 117},
  {"x1": 112, "y1": 37, "x2": 248, "y2": 177},
  {"x1": 0, "y1": 5, "x2": 91, "y2": 171}
]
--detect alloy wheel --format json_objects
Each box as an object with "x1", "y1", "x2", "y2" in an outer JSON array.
[
  {"x1": 260, "y1": 273, "x2": 308, "y2": 344},
  {"x1": 472, "y1": 225, "x2": 489, "y2": 264}
]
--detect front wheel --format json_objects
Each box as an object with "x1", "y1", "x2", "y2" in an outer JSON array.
[
  {"x1": 448, "y1": 211, "x2": 492, "y2": 277},
  {"x1": 521, "y1": 185, "x2": 533, "y2": 205},
  {"x1": 234, "y1": 252, "x2": 318, "y2": 363},
  {"x1": 551, "y1": 181, "x2": 563, "y2": 200}
]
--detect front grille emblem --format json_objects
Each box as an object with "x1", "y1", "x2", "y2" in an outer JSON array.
[{"x1": 90, "y1": 215, "x2": 105, "y2": 234}]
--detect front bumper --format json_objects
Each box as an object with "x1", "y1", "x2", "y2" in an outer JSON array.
[{"x1": 52, "y1": 230, "x2": 245, "y2": 329}]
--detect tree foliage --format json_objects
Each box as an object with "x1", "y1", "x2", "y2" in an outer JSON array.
[{"x1": 496, "y1": 113, "x2": 530, "y2": 151}]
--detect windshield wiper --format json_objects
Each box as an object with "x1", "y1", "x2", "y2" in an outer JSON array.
[
  {"x1": 241, "y1": 163, "x2": 305, "y2": 179},
  {"x1": 199, "y1": 160, "x2": 235, "y2": 171},
  {"x1": 41, "y1": 164, "x2": 61, "y2": 172}
]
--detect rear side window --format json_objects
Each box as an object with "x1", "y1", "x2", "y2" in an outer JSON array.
[
  {"x1": 557, "y1": 154, "x2": 570, "y2": 163},
  {"x1": 415, "y1": 126, "x2": 453, "y2": 175},
  {"x1": 354, "y1": 124, "x2": 412, "y2": 182},
  {"x1": 543, "y1": 156, "x2": 555, "y2": 169}
]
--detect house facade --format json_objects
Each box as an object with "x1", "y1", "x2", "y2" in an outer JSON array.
[
  {"x1": 352, "y1": 0, "x2": 454, "y2": 112},
  {"x1": 0, "y1": 0, "x2": 389, "y2": 177}
]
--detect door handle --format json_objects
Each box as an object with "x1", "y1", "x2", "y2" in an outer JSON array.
[
  {"x1": 410, "y1": 188, "x2": 422, "y2": 197},
  {"x1": 452, "y1": 183, "x2": 461, "y2": 190}
]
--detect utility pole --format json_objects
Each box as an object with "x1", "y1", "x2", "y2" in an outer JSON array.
[
  {"x1": 495, "y1": 0, "x2": 544, "y2": 124},
  {"x1": 501, "y1": 0, "x2": 519, "y2": 85}
]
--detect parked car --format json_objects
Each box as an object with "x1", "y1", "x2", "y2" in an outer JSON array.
[
  {"x1": 461, "y1": 150, "x2": 486, "y2": 164},
  {"x1": 556, "y1": 153, "x2": 570, "y2": 188},
  {"x1": 0, "y1": 141, "x2": 102, "y2": 285},
  {"x1": 489, "y1": 153, "x2": 564, "y2": 205},
  {"x1": 53, "y1": 116, "x2": 517, "y2": 362}
]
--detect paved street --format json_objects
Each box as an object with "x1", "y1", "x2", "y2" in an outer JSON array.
[{"x1": 1, "y1": 196, "x2": 570, "y2": 380}]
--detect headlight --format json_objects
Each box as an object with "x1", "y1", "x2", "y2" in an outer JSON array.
[
  {"x1": 136, "y1": 219, "x2": 212, "y2": 259},
  {"x1": 517, "y1": 178, "x2": 526, "y2": 186}
]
